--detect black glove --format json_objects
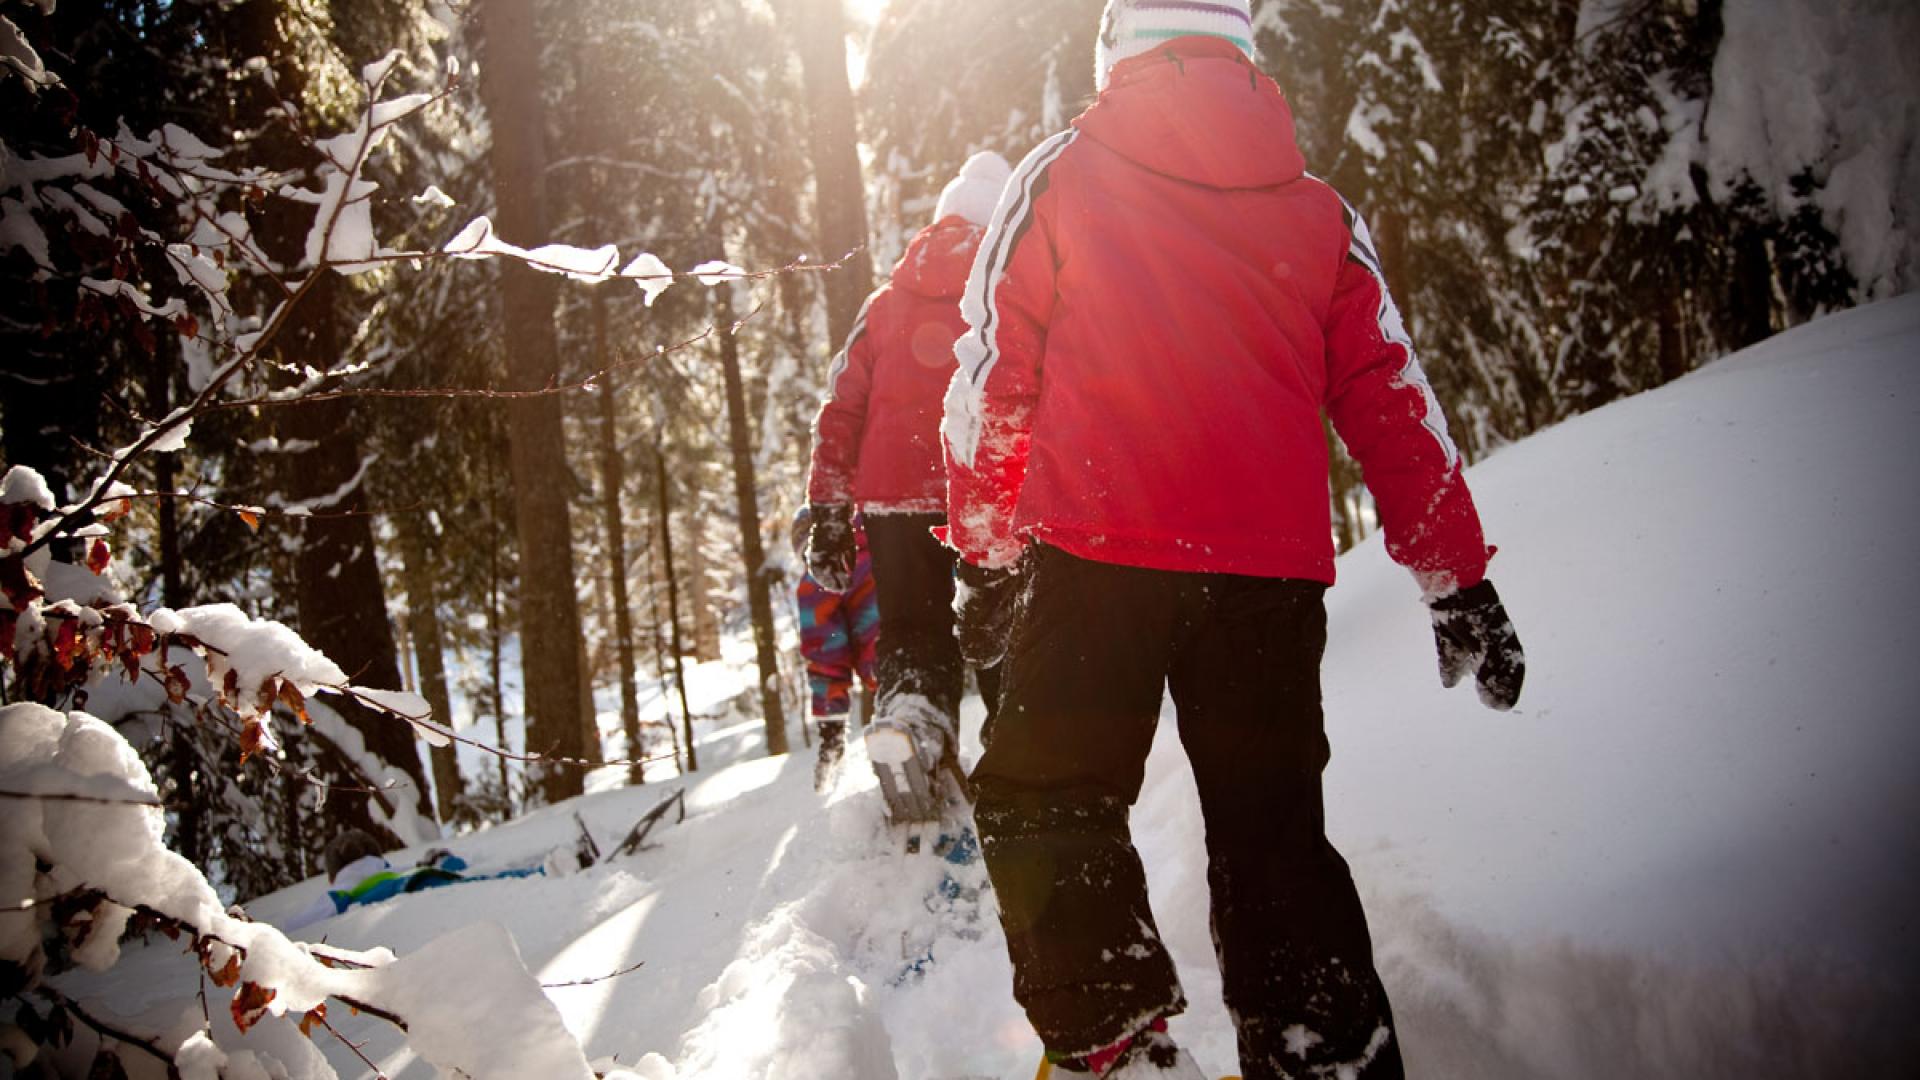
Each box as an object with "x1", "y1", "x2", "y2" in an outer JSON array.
[
  {"x1": 1429, "y1": 579, "x2": 1526, "y2": 711},
  {"x1": 805, "y1": 504, "x2": 855, "y2": 592},
  {"x1": 954, "y1": 560, "x2": 1022, "y2": 669}
]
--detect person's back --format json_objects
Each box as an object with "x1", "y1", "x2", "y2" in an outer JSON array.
[
  {"x1": 942, "y1": 4, "x2": 1526, "y2": 1078},
  {"x1": 806, "y1": 152, "x2": 1015, "y2": 822},
  {"x1": 948, "y1": 36, "x2": 1484, "y2": 590}
]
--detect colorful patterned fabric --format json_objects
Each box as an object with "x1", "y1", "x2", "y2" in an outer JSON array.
[{"x1": 797, "y1": 527, "x2": 880, "y2": 717}]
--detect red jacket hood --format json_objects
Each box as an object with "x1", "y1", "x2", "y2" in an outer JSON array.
[
  {"x1": 1073, "y1": 36, "x2": 1306, "y2": 190},
  {"x1": 892, "y1": 216, "x2": 985, "y2": 299}
]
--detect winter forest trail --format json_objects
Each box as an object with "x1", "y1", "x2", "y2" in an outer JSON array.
[{"x1": 57, "y1": 296, "x2": 1920, "y2": 1079}]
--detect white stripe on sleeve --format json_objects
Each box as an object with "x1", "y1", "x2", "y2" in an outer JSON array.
[{"x1": 945, "y1": 130, "x2": 1077, "y2": 467}]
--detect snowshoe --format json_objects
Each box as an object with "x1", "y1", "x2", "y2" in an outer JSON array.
[
  {"x1": 888, "y1": 786, "x2": 992, "y2": 985},
  {"x1": 814, "y1": 719, "x2": 847, "y2": 793},
  {"x1": 866, "y1": 696, "x2": 955, "y2": 823}
]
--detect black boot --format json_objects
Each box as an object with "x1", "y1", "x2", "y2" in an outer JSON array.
[{"x1": 814, "y1": 719, "x2": 847, "y2": 793}]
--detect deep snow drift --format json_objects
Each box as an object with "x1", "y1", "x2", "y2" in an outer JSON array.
[{"x1": 53, "y1": 296, "x2": 1920, "y2": 1078}]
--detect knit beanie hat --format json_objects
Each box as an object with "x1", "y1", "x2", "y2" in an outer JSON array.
[
  {"x1": 1095, "y1": 0, "x2": 1256, "y2": 89},
  {"x1": 934, "y1": 151, "x2": 1014, "y2": 227}
]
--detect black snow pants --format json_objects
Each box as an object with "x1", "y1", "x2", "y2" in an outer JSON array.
[
  {"x1": 971, "y1": 545, "x2": 1403, "y2": 1079},
  {"x1": 862, "y1": 512, "x2": 1002, "y2": 732}
]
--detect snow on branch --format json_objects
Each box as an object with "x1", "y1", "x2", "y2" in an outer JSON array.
[
  {"x1": 0, "y1": 13, "x2": 56, "y2": 90},
  {"x1": 1, "y1": 471, "x2": 602, "y2": 1077}
]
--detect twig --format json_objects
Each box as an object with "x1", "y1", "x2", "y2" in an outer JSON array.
[
  {"x1": 208, "y1": 297, "x2": 768, "y2": 410},
  {"x1": 331, "y1": 684, "x2": 684, "y2": 773},
  {"x1": 124, "y1": 669, "x2": 412, "y2": 806},
  {"x1": 15, "y1": 80, "x2": 461, "y2": 559},
  {"x1": 0, "y1": 788, "x2": 164, "y2": 808},
  {"x1": 319, "y1": 1014, "x2": 393, "y2": 1079},
  {"x1": 98, "y1": 891, "x2": 412, "y2": 1036},
  {"x1": 82, "y1": 486, "x2": 427, "y2": 523},
  {"x1": 32, "y1": 985, "x2": 184, "y2": 1079},
  {"x1": 18, "y1": 267, "x2": 324, "y2": 559},
  {"x1": 542, "y1": 959, "x2": 645, "y2": 989}
]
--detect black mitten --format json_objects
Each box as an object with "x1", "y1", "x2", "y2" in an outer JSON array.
[
  {"x1": 805, "y1": 503, "x2": 855, "y2": 592},
  {"x1": 954, "y1": 560, "x2": 1022, "y2": 669},
  {"x1": 1429, "y1": 579, "x2": 1526, "y2": 711}
]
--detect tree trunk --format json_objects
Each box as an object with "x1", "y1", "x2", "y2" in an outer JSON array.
[
  {"x1": 688, "y1": 510, "x2": 721, "y2": 662},
  {"x1": 479, "y1": 0, "x2": 589, "y2": 805},
  {"x1": 397, "y1": 514, "x2": 462, "y2": 824},
  {"x1": 594, "y1": 297, "x2": 644, "y2": 784},
  {"x1": 278, "y1": 276, "x2": 431, "y2": 846},
  {"x1": 221, "y1": 0, "x2": 428, "y2": 848},
  {"x1": 143, "y1": 354, "x2": 184, "y2": 607},
  {"x1": 643, "y1": 514, "x2": 683, "y2": 775},
  {"x1": 486, "y1": 438, "x2": 511, "y2": 803},
  {"x1": 395, "y1": 617, "x2": 415, "y2": 693},
  {"x1": 655, "y1": 444, "x2": 698, "y2": 773},
  {"x1": 786, "y1": 0, "x2": 873, "y2": 349},
  {"x1": 1730, "y1": 227, "x2": 1776, "y2": 349},
  {"x1": 711, "y1": 280, "x2": 788, "y2": 756},
  {"x1": 1657, "y1": 292, "x2": 1689, "y2": 386},
  {"x1": 578, "y1": 617, "x2": 599, "y2": 763}
]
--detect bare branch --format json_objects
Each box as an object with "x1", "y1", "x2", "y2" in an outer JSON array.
[
  {"x1": 213, "y1": 302, "x2": 759, "y2": 409},
  {"x1": 17, "y1": 267, "x2": 325, "y2": 559},
  {"x1": 88, "y1": 487, "x2": 427, "y2": 524},
  {"x1": 0, "y1": 788, "x2": 163, "y2": 809},
  {"x1": 331, "y1": 683, "x2": 685, "y2": 773},
  {"x1": 542, "y1": 959, "x2": 646, "y2": 989},
  {"x1": 32, "y1": 986, "x2": 184, "y2": 1079},
  {"x1": 319, "y1": 1013, "x2": 394, "y2": 1079}
]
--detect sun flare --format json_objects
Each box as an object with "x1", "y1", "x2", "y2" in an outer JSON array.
[{"x1": 846, "y1": 0, "x2": 889, "y2": 28}]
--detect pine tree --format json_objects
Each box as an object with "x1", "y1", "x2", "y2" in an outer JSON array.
[{"x1": 477, "y1": 0, "x2": 593, "y2": 803}]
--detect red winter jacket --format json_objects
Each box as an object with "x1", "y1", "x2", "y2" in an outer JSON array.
[
  {"x1": 809, "y1": 217, "x2": 985, "y2": 513},
  {"x1": 943, "y1": 37, "x2": 1491, "y2": 592}
]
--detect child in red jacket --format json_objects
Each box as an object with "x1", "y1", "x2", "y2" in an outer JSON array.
[
  {"x1": 805, "y1": 153, "x2": 1013, "y2": 822},
  {"x1": 942, "y1": 3, "x2": 1527, "y2": 1077}
]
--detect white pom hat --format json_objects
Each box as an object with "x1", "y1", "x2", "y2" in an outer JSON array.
[
  {"x1": 1095, "y1": 0, "x2": 1256, "y2": 89},
  {"x1": 934, "y1": 151, "x2": 1014, "y2": 227}
]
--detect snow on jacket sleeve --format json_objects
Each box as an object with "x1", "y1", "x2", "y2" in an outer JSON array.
[
  {"x1": 1323, "y1": 203, "x2": 1492, "y2": 595},
  {"x1": 807, "y1": 289, "x2": 885, "y2": 506},
  {"x1": 942, "y1": 132, "x2": 1075, "y2": 569}
]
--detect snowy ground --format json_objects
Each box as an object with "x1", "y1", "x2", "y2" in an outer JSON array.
[{"x1": 52, "y1": 295, "x2": 1920, "y2": 1078}]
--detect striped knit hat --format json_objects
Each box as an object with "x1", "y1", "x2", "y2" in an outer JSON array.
[{"x1": 1095, "y1": 0, "x2": 1256, "y2": 89}]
